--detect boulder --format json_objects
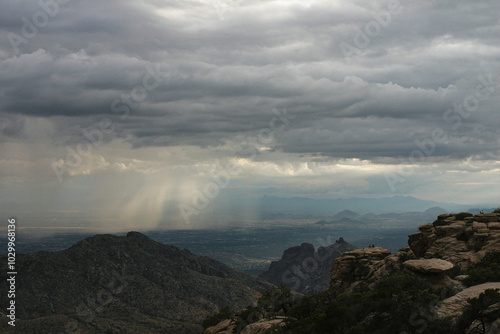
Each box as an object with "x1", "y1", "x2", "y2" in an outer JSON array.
[
  {"x1": 204, "y1": 319, "x2": 235, "y2": 334},
  {"x1": 241, "y1": 317, "x2": 286, "y2": 334},
  {"x1": 403, "y1": 259, "x2": 454, "y2": 274},
  {"x1": 435, "y1": 282, "x2": 500, "y2": 318}
]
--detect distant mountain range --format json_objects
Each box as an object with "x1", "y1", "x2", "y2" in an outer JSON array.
[
  {"x1": 259, "y1": 195, "x2": 490, "y2": 217},
  {"x1": 0, "y1": 232, "x2": 273, "y2": 334},
  {"x1": 314, "y1": 207, "x2": 450, "y2": 226}
]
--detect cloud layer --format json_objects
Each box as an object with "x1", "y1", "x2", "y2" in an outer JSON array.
[{"x1": 1, "y1": 0, "x2": 499, "y2": 229}]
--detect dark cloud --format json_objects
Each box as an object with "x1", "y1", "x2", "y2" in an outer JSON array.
[{"x1": 1, "y1": 0, "x2": 499, "y2": 162}]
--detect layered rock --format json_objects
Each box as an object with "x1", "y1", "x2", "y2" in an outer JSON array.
[
  {"x1": 408, "y1": 212, "x2": 500, "y2": 271},
  {"x1": 326, "y1": 211, "x2": 500, "y2": 333},
  {"x1": 329, "y1": 212, "x2": 500, "y2": 296},
  {"x1": 329, "y1": 246, "x2": 400, "y2": 294}
]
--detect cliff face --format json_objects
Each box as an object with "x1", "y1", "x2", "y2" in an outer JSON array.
[
  {"x1": 328, "y1": 212, "x2": 500, "y2": 332},
  {"x1": 329, "y1": 213, "x2": 500, "y2": 296},
  {"x1": 408, "y1": 212, "x2": 500, "y2": 270},
  {"x1": 203, "y1": 213, "x2": 500, "y2": 334},
  {"x1": 260, "y1": 238, "x2": 356, "y2": 294},
  {"x1": 0, "y1": 232, "x2": 273, "y2": 334}
]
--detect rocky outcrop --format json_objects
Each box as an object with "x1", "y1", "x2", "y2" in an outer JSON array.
[
  {"x1": 435, "y1": 282, "x2": 500, "y2": 318},
  {"x1": 329, "y1": 212, "x2": 500, "y2": 297},
  {"x1": 260, "y1": 238, "x2": 356, "y2": 294},
  {"x1": 329, "y1": 246, "x2": 399, "y2": 294},
  {"x1": 204, "y1": 317, "x2": 286, "y2": 334},
  {"x1": 241, "y1": 317, "x2": 286, "y2": 334},
  {"x1": 403, "y1": 258, "x2": 454, "y2": 274},
  {"x1": 408, "y1": 212, "x2": 500, "y2": 271}
]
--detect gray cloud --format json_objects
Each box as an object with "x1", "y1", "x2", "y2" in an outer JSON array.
[{"x1": 1, "y1": 0, "x2": 500, "y2": 228}]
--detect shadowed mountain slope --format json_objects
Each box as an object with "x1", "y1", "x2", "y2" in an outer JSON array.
[
  {"x1": 259, "y1": 238, "x2": 357, "y2": 294},
  {"x1": 0, "y1": 231, "x2": 273, "y2": 334}
]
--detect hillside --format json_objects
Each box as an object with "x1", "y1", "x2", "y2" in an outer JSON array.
[{"x1": 0, "y1": 232, "x2": 273, "y2": 334}]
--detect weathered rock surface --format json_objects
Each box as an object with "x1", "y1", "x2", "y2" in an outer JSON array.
[
  {"x1": 329, "y1": 212, "x2": 500, "y2": 296},
  {"x1": 204, "y1": 317, "x2": 286, "y2": 334},
  {"x1": 407, "y1": 212, "x2": 500, "y2": 271},
  {"x1": 329, "y1": 246, "x2": 399, "y2": 294},
  {"x1": 435, "y1": 282, "x2": 500, "y2": 318},
  {"x1": 403, "y1": 258, "x2": 454, "y2": 274},
  {"x1": 241, "y1": 317, "x2": 286, "y2": 334}
]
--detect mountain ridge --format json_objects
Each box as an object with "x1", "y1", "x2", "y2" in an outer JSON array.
[
  {"x1": 0, "y1": 231, "x2": 274, "y2": 334},
  {"x1": 259, "y1": 195, "x2": 478, "y2": 215}
]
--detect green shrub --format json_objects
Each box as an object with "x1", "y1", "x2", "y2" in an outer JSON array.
[
  {"x1": 233, "y1": 306, "x2": 263, "y2": 333},
  {"x1": 257, "y1": 285, "x2": 293, "y2": 316},
  {"x1": 493, "y1": 208, "x2": 500, "y2": 213},
  {"x1": 283, "y1": 273, "x2": 440, "y2": 333},
  {"x1": 432, "y1": 218, "x2": 447, "y2": 227},
  {"x1": 464, "y1": 251, "x2": 500, "y2": 286},
  {"x1": 445, "y1": 265, "x2": 462, "y2": 279},
  {"x1": 455, "y1": 212, "x2": 473, "y2": 220}
]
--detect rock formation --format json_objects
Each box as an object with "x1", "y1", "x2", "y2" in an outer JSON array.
[
  {"x1": 328, "y1": 212, "x2": 500, "y2": 329},
  {"x1": 403, "y1": 258, "x2": 454, "y2": 274},
  {"x1": 204, "y1": 317, "x2": 286, "y2": 334},
  {"x1": 435, "y1": 282, "x2": 500, "y2": 318},
  {"x1": 260, "y1": 238, "x2": 356, "y2": 294},
  {"x1": 330, "y1": 212, "x2": 500, "y2": 294}
]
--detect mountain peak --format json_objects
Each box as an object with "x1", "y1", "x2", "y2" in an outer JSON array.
[
  {"x1": 334, "y1": 209, "x2": 359, "y2": 219},
  {"x1": 126, "y1": 231, "x2": 149, "y2": 238},
  {"x1": 1, "y1": 231, "x2": 273, "y2": 333},
  {"x1": 260, "y1": 239, "x2": 357, "y2": 294}
]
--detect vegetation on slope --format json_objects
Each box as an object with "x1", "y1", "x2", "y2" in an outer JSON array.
[
  {"x1": 464, "y1": 251, "x2": 500, "y2": 286},
  {"x1": 204, "y1": 269, "x2": 500, "y2": 334}
]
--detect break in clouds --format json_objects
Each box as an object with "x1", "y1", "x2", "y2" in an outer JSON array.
[{"x1": 0, "y1": 0, "x2": 499, "y2": 229}]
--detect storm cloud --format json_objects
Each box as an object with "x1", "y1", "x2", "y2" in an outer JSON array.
[{"x1": 1, "y1": 0, "x2": 499, "y2": 230}]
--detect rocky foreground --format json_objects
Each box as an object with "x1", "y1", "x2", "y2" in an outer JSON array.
[
  {"x1": 328, "y1": 212, "x2": 500, "y2": 331},
  {"x1": 330, "y1": 212, "x2": 500, "y2": 295},
  {"x1": 207, "y1": 212, "x2": 500, "y2": 333}
]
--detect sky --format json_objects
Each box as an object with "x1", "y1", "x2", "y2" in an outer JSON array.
[{"x1": 0, "y1": 0, "x2": 499, "y2": 231}]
